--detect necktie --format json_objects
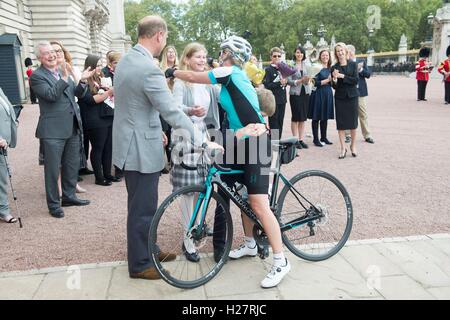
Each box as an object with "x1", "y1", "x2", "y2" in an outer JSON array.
[{"x1": 52, "y1": 70, "x2": 60, "y2": 80}]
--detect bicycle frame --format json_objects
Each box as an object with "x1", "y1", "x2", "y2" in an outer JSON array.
[
  {"x1": 188, "y1": 156, "x2": 324, "y2": 236},
  {"x1": 188, "y1": 165, "x2": 265, "y2": 232}
]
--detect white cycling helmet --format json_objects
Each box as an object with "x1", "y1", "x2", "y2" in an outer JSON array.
[{"x1": 220, "y1": 35, "x2": 252, "y2": 64}]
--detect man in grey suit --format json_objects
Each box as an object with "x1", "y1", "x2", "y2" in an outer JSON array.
[
  {"x1": 0, "y1": 87, "x2": 18, "y2": 224},
  {"x1": 113, "y1": 15, "x2": 222, "y2": 280},
  {"x1": 30, "y1": 41, "x2": 93, "y2": 218}
]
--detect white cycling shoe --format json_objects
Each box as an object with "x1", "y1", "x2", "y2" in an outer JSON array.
[
  {"x1": 228, "y1": 243, "x2": 258, "y2": 259},
  {"x1": 260, "y1": 259, "x2": 291, "y2": 288}
]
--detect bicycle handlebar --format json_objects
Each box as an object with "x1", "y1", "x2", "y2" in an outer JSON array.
[{"x1": 177, "y1": 143, "x2": 233, "y2": 173}]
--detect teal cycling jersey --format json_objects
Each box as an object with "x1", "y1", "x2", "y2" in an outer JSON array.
[{"x1": 208, "y1": 66, "x2": 265, "y2": 131}]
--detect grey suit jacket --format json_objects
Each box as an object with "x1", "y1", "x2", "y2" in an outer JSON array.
[
  {"x1": 112, "y1": 44, "x2": 201, "y2": 174},
  {"x1": 287, "y1": 61, "x2": 312, "y2": 96},
  {"x1": 0, "y1": 88, "x2": 18, "y2": 148},
  {"x1": 30, "y1": 66, "x2": 83, "y2": 139},
  {"x1": 172, "y1": 79, "x2": 221, "y2": 129}
]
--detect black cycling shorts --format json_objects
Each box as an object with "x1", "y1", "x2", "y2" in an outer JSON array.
[{"x1": 219, "y1": 132, "x2": 271, "y2": 195}]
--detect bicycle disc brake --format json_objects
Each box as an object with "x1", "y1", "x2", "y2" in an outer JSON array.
[{"x1": 314, "y1": 204, "x2": 329, "y2": 226}]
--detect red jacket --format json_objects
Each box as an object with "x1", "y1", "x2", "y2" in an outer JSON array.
[
  {"x1": 438, "y1": 59, "x2": 450, "y2": 82},
  {"x1": 416, "y1": 59, "x2": 430, "y2": 81}
]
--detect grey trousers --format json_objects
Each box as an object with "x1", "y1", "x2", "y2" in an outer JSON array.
[
  {"x1": 124, "y1": 170, "x2": 160, "y2": 274},
  {"x1": 346, "y1": 97, "x2": 371, "y2": 139},
  {"x1": 41, "y1": 131, "x2": 80, "y2": 210},
  {"x1": 0, "y1": 154, "x2": 10, "y2": 219}
]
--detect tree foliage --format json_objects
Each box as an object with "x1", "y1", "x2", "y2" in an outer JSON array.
[{"x1": 124, "y1": 0, "x2": 442, "y2": 59}]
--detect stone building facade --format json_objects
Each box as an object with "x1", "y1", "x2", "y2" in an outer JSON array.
[{"x1": 0, "y1": 0, "x2": 131, "y2": 70}]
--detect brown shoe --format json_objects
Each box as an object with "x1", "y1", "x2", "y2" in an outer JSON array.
[
  {"x1": 129, "y1": 267, "x2": 162, "y2": 280},
  {"x1": 158, "y1": 251, "x2": 177, "y2": 262}
]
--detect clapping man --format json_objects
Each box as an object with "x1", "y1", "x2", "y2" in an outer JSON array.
[
  {"x1": 345, "y1": 45, "x2": 374, "y2": 144},
  {"x1": 30, "y1": 41, "x2": 94, "y2": 218}
]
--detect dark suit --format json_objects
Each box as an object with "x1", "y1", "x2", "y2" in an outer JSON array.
[
  {"x1": 331, "y1": 61, "x2": 360, "y2": 99},
  {"x1": 30, "y1": 66, "x2": 84, "y2": 211},
  {"x1": 331, "y1": 61, "x2": 359, "y2": 130},
  {"x1": 356, "y1": 58, "x2": 371, "y2": 97},
  {"x1": 263, "y1": 65, "x2": 287, "y2": 138}
]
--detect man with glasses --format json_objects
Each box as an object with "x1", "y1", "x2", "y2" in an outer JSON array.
[
  {"x1": 263, "y1": 47, "x2": 288, "y2": 139},
  {"x1": 30, "y1": 41, "x2": 94, "y2": 218}
]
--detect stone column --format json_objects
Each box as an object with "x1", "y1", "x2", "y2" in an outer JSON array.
[
  {"x1": 432, "y1": 2, "x2": 450, "y2": 67},
  {"x1": 107, "y1": 0, "x2": 132, "y2": 54}
]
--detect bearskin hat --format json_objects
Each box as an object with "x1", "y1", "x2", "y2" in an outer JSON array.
[
  {"x1": 419, "y1": 47, "x2": 431, "y2": 58},
  {"x1": 446, "y1": 46, "x2": 450, "y2": 57}
]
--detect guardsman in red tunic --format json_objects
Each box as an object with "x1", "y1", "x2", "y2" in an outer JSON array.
[
  {"x1": 416, "y1": 47, "x2": 432, "y2": 101},
  {"x1": 437, "y1": 45, "x2": 450, "y2": 104}
]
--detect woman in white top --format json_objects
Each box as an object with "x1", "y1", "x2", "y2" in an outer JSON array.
[{"x1": 171, "y1": 42, "x2": 220, "y2": 263}]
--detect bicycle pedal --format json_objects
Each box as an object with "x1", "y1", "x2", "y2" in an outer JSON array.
[{"x1": 257, "y1": 245, "x2": 269, "y2": 259}]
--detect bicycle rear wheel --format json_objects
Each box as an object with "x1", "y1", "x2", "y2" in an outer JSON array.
[
  {"x1": 149, "y1": 185, "x2": 233, "y2": 289},
  {"x1": 276, "y1": 170, "x2": 353, "y2": 261}
]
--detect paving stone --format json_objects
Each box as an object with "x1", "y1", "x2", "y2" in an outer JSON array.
[
  {"x1": 376, "y1": 275, "x2": 435, "y2": 300},
  {"x1": 428, "y1": 239, "x2": 450, "y2": 257},
  {"x1": 426, "y1": 287, "x2": 450, "y2": 300},
  {"x1": 203, "y1": 258, "x2": 268, "y2": 298},
  {"x1": 33, "y1": 267, "x2": 112, "y2": 300},
  {"x1": 381, "y1": 237, "x2": 407, "y2": 243},
  {"x1": 404, "y1": 240, "x2": 450, "y2": 278},
  {"x1": 278, "y1": 252, "x2": 380, "y2": 299},
  {"x1": 210, "y1": 291, "x2": 281, "y2": 300},
  {"x1": 405, "y1": 235, "x2": 432, "y2": 242},
  {"x1": 344, "y1": 240, "x2": 360, "y2": 247},
  {"x1": 107, "y1": 266, "x2": 206, "y2": 300},
  {"x1": 339, "y1": 244, "x2": 404, "y2": 278},
  {"x1": 0, "y1": 275, "x2": 44, "y2": 299},
  {"x1": 356, "y1": 239, "x2": 384, "y2": 245},
  {"x1": 373, "y1": 242, "x2": 450, "y2": 288},
  {"x1": 427, "y1": 234, "x2": 450, "y2": 240}
]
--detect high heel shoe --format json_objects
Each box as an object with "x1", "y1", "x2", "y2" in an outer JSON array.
[
  {"x1": 338, "y1": 149, "x2": 347, "y2": 159},
  {"x1": 350, "y1": 148, "x2": 357, "y2": 157}
]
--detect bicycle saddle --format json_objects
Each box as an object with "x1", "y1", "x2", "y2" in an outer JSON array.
[{"x1": 271, "y1": 136, "x2": 299, "y2": 151}]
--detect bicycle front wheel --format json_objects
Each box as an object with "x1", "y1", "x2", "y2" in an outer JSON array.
[
  {"x1": 276, "y1": 170, "x2": 353, "y2": 261},
  {"x1": 149, "y1": 185, "x2": 233, "y2": 289}
]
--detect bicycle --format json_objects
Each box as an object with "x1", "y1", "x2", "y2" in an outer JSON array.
[{"x1": 149, "y1": 137, "x2": 353, "y2": 289}]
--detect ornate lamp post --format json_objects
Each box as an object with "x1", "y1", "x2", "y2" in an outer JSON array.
[
  {"x1": 304, "y1": 27, "x2": 314, "y2": 59},
  {"x1": 317, "y1": 24, "x2": 328, "y2": 51},
  {"x1": 318, "y1": 24, "x2": 327, "y2": 39}
]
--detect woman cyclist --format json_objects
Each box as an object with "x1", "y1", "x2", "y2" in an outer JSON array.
[{"x1": 165, "y1": 35, "x2": 290, "y2": 288}]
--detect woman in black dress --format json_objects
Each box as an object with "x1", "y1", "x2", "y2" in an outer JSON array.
[
  {"x1": 76, "y1": 55, "x2": 117, "y2": 186},
  {"x1": 331, "y1": 43, "x2": 359, "y2": 159}
]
